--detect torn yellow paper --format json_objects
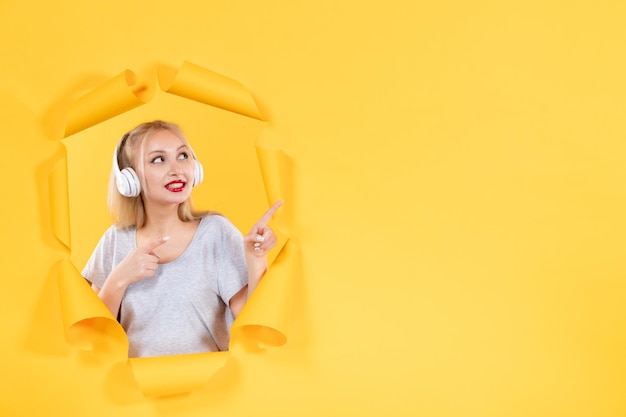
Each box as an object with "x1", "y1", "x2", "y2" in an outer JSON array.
[
  {"x1": 64, "y1": 70, "x2": 152, "y2": 137},
  {"x1": 231, "y1": 239, "x2": 299, "y2": 350},
  {"x1": 255, "y1": 145, "x2": 294, "y2": 237},
  {"x1": 56, "y1": 258, "x2": 128, "y2": 355},
  {"x1": 158, "y1": 61, "x2": 264, "y2": 121},
  {"x1": 55, "y1": 61, "x2": 298, "y2": 397},
  {"x1": 129, "y1": 352, "x2": 231, "y2": 397},
  {"x1": 48, "y1": 156, "x2": 71, "y2": 249}
]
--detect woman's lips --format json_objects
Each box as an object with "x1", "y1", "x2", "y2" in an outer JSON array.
[{"x1": 165, "y1": 180, "x2": 186, "y2": 192}]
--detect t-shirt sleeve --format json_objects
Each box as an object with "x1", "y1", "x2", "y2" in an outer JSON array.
[
  {"x1": 81, "y1": 228, "x2": 115, "y2": 289},
  {"x1": 215, "y1": 217, "x2": 248, "y2": 305}
]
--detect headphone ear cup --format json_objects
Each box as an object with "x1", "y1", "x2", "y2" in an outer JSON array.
[
  {"x1": 193, "y1": 160, "x2": 204, "y2": 187},
  {"x1": 117, "y1": 167, "x2": 141, "y2": 197}
]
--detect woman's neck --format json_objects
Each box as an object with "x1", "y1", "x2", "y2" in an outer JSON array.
[
  {"x1": 141, "y1": 203, "x2": 184, "y2": 236},
  {"x1": 136, "y1": 203, "x2": 200, "y2": 264}
]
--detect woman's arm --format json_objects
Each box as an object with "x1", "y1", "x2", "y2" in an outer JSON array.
[
  {"x1": 92, "y1": 237, "x2": 169, "y2": 318},
  {"x1": 229, "y1": 257, "x2": 268, "y2": 318},
  {"x1": 92, "y1": 269, "x2": 131, "y2": 319},
  {"x1": 229, "y1": 201, "x2": 282, "y2": 317}
]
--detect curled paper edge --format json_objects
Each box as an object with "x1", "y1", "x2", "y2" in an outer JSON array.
[
  {"x1": 157, "y1": 61, "x2": 264, "y2": 121},
  {"x1": 49, "y1": 154, "x2": 71, "y2": 249},
  {"x1": 231, "y1": 239, "x2": 299, "y2": 350},
  {"x1": 64, "y1": 70, "x2": 151, "y2": 137},
  {"x1": 255, "y1": 145, "x2": 294, "y2": 237},
  {"x1": 56, "y1": 258, "x2": 128, "y2": 355},
  {"x1": 255, "y1": 146, "x2": 284, "y2": 205}
]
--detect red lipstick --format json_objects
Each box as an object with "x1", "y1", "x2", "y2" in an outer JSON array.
[{"x1": 165, "y1": 180, "x2": 186, "y2": 192}]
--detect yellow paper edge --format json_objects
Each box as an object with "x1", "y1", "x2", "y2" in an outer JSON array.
[
  {"x1": 129, "y1": 351, "x2": 231, "y2": 397},
  {"x1": 48, "y1": 155, "x2": 71, "y2": 249},
  {"x1": 64, "y1": 70, "x2": 151, "y2": 137},
  {"x1": 157, "y1": 61, "x2": 264, "y2": 121}
]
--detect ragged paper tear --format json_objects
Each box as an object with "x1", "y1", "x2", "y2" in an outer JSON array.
[
  {"x1": 64, "y1": 70, "x2": 152, "y2": 137},
  {"x1": 52, "y1": 61, "x2": 298, "y2": 397},
  {"x1": 157, "y1": 61, "x2": 264, "y2": 121}
]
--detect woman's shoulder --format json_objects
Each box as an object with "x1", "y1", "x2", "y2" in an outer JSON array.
[
  {"x1": 106, "y1": 223, "x2": 136, "y2": 235},
  {"x1": 88, "y1": 224, "x2": 136, "y2": 257},
  {"x1": 98, "y1": 224, "x2": 136, "y2": 243}
]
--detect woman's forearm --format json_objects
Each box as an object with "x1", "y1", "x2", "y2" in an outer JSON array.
[
  {"x1": 94, "y1": 271, "x2": 129, "y2": 319},
  {"x1": 246, "y1": 257, "x2": 268, "y2": 295}
]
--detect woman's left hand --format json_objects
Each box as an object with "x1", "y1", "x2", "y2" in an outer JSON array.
[{"x1": 243, "y1": 200, "x2": 283, "y2": 261}]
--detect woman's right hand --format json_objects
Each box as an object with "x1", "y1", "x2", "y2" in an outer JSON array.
[
  {"x1": 112, "y1": 236, "x2": 170, "y2": 286},
  {"x1": 94, "y1": 236, "x2": 169, "y2": 319}
]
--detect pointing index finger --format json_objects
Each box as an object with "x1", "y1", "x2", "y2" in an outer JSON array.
[
  {"x1": 255, "y1": 200, "x2": 283, "y2": 228},
  {"x1": 144, "y1": 236, "x2": 170, "y2": 252}
]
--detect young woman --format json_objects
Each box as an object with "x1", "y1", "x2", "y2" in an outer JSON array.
[{"x1": 82, "y1": 120, "x2": 282, "y2": 358}]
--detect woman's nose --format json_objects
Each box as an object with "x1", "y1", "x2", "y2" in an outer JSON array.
[{"x1": 168, "y1": 163, "x2": 183, "y2": 176}]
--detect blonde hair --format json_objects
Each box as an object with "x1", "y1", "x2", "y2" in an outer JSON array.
[{"x1": 108, "y1": 120, "x2": 210, "y2": 229}]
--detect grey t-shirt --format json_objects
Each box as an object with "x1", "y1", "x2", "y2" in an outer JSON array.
[{"x1": 82, "y1": 215, "x2": 248, "y2": 358}]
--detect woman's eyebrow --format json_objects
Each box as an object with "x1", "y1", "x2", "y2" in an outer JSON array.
[{"x1": 148, "y1": 144, "x2": 188, "y2": 155}]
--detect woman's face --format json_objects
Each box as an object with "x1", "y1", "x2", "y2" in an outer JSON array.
[{"x1": 134, "y1": 129, "x2": 195, "y2": 205}]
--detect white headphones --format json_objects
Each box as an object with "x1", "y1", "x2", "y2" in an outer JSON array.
[{"x1": 113, "y1": 132, "x2": 204, "y2": 197}]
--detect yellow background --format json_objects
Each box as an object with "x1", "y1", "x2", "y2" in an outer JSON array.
[{"x1": 1, "y1": 1, "x2": 625, "y2": 416}]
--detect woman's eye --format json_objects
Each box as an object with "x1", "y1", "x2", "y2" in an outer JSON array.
[
  {"x1": 151, "y1": 156, "x2": 164, "y2": 163},
  {"x1": 178, "y1": 152, "x2": 189, "y2": 160}
]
